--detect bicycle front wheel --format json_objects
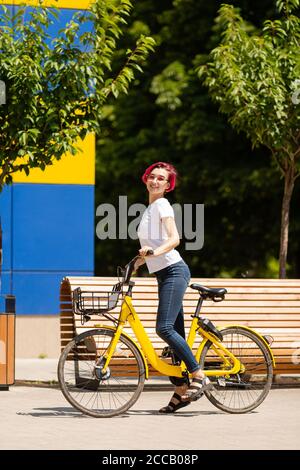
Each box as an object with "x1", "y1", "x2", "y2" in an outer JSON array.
[
  {"x1": 58, "y1": 328, "x2": 145, "y2": 418},
  {"x1": 199, "y1": 326, "x2": 273, "y2": 414}
]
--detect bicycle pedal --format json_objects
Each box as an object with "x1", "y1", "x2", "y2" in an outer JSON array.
[
  {"x1": 161, "y1": 346, "x2": 172, "y2": 358},
  {"x1": 217, "y1": 378, "x2": 226, "y2": 387},
  {"x1": 161, "y1": 347, "x2": 181, "y2": 365},
  {"x1": 187, "y1": 391, "x2": 204, "y2": 403}
]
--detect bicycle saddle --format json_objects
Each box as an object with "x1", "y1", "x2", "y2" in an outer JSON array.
[{"x1": 190, "y1": 284, "x2": 227, "y2": 301}]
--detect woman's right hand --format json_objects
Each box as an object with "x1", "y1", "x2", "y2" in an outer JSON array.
[{"x1": 139, "y1": 246, "x2": 154, "y2": 257}]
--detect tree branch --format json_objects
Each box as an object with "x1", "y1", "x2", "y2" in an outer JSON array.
[
  {"x1": 0, "y1": 161, "x2": 11, "y2": 188},
  {"x1": 292, "y1": 145, "x2": 300, "y2": 161},
  {"x1": 0, "y1": 160, "x2": 28, "y2": 188},
  {"x1": 272, "y1": 149, "x2": 287, "y2": 176}
]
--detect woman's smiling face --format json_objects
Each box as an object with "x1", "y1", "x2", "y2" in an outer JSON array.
[{"x1": 146, "y1": 167, "x2": 170, "y2": 196}]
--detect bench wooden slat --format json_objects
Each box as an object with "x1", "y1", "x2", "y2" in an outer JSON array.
[{"x1": 60, "y1": 276, "x2": 300, "y2": 376}]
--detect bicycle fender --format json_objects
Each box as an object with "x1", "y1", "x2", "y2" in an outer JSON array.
[
  {"x1": 91, "y1": 324, "x2": 149, "y2": 379},
  {"x1": 220, "y1": 325, "x2": 276, "y2": 368}
]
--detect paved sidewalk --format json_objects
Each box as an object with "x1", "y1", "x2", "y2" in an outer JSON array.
[
  {"x1": 15, "y1": 358, "x2": 172, "y2": 387},
  {"x1": 2, "y1": 359, "x2": 297, "y2": 450},
  {"x1": 0, "y1": 386, "x2": 300, "y2": 450},
  {"x1": 15, "y1": 358, "x2": 300, "y2": 383},
  {"x1": 15, "y1": 359, "x2": 59, "y2": 382},
  {"x1": 14, "y1": 358, "x2": 300, "y2": 390}
]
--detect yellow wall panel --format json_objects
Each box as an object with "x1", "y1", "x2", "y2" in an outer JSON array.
[
  {"x1": 2, "y1": 0, "x2": 95, "y2": 185},
  {"x1": 1, "y1": 1, "x2": 92, "y2": 8},
  {"x1": 12, "y1": 133, "x2": 95, "y2": 185}
]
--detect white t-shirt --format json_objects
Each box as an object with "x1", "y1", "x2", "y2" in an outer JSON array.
[{"x1": 137, "y1": 197, "x2": 182, "y2": 273}]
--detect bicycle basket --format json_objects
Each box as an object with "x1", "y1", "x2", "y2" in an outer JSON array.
[{"x1": 72, "y1": 286, "x2": 120, "y2": 316}]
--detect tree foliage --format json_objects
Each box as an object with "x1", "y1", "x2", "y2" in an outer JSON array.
[
  {"x1": 96, "y1": 0, "x2": 299, "y2": 278},
  {"x1": 197, "y1": 0, "x2": 300, "y2": 159},
  {"x1": 197, "y1": 0, "x2": 300, "y2": 277},
  {"x1": 0, "y1": 0, "x2": 155, "y2": 188}
]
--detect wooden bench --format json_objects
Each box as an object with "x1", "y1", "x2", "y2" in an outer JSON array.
[{"x1": 60, "y1": 277, "x2": 300, "y2": 377}]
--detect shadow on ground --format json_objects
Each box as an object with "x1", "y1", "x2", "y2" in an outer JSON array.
[{"x1": 16, "y1": 407, "x2": 229, "y2": 418}]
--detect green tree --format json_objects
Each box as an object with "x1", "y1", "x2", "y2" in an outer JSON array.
[
  {"x1": 0, "y1": 0, "x2": 155, "y2": 189},
  {"x1": 197, "y1": 0, "x2": 300, "y2": 278},
  {"x1": 96, "y1": 0, "x2": 286, "y2": 278}
]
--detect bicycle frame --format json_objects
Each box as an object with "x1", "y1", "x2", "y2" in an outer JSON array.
[
  {"x1": 101, "y1": 293, "x2": 245, "y2": 379},
  {"x1": 59, "y1": 251, "x2": 276, "y2": 418}
]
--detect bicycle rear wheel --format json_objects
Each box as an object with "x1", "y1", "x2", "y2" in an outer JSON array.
[
  {"x1": 58, "y1": 328, "x2": 145, "y2": 418},
  {"x1": 199, "y1": 326, "x2": 273, "y2": 413}
]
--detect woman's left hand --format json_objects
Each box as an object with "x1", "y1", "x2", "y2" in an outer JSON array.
[{"x1": 139, "y1": 246, "x2": 155, "y2": 257}]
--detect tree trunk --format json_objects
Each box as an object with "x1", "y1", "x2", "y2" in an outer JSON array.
[{"x1": 279, "y1": 163, "x2": 296, "y2": 278}]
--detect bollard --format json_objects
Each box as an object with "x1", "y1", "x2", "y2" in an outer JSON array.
[{"x1": 0, "y1": 296, "x2": 16, "y2": 390}]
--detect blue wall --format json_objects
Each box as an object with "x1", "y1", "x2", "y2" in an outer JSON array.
[{"x1": 0, "y1": 184, "x2": 94, "y2": 314}]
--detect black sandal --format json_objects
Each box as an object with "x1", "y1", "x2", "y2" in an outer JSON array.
[
  {"x1": 159, "y1": 392, "x2": 191, "y2": 414},
  {"x1": 181, "y1": 377, "x2": 214, "y2": 402}
]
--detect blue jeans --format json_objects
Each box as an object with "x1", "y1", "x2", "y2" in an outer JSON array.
[{"x1": 154, "y1": 260, "x2": 201, "y2": 373}]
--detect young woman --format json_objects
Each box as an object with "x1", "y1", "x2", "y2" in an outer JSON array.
[{"x1": 135, "y1": 162, "x2": 213, "y2": 413}]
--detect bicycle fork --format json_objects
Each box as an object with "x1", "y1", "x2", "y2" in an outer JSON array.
[{"x1": 98, "y1": 324, "x2": 124, "y2": 375}]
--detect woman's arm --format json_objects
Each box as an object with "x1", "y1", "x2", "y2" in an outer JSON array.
[{"x1": 152, "y1": 216, "x2": 180, "y2": 257}]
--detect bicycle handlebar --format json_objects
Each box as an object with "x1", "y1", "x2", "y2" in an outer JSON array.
[{"x1": 123, "y1": 249, "x2": 154, "y2": 285}]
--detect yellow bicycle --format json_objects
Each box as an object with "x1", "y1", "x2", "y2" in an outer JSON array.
[{"x1": 58, "y1": 254, "x2": 275, "y2": 417}]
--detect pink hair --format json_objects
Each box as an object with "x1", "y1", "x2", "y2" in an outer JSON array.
[{"x1": 141, "y1": 162, "x2": 177, "y2": 192}]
